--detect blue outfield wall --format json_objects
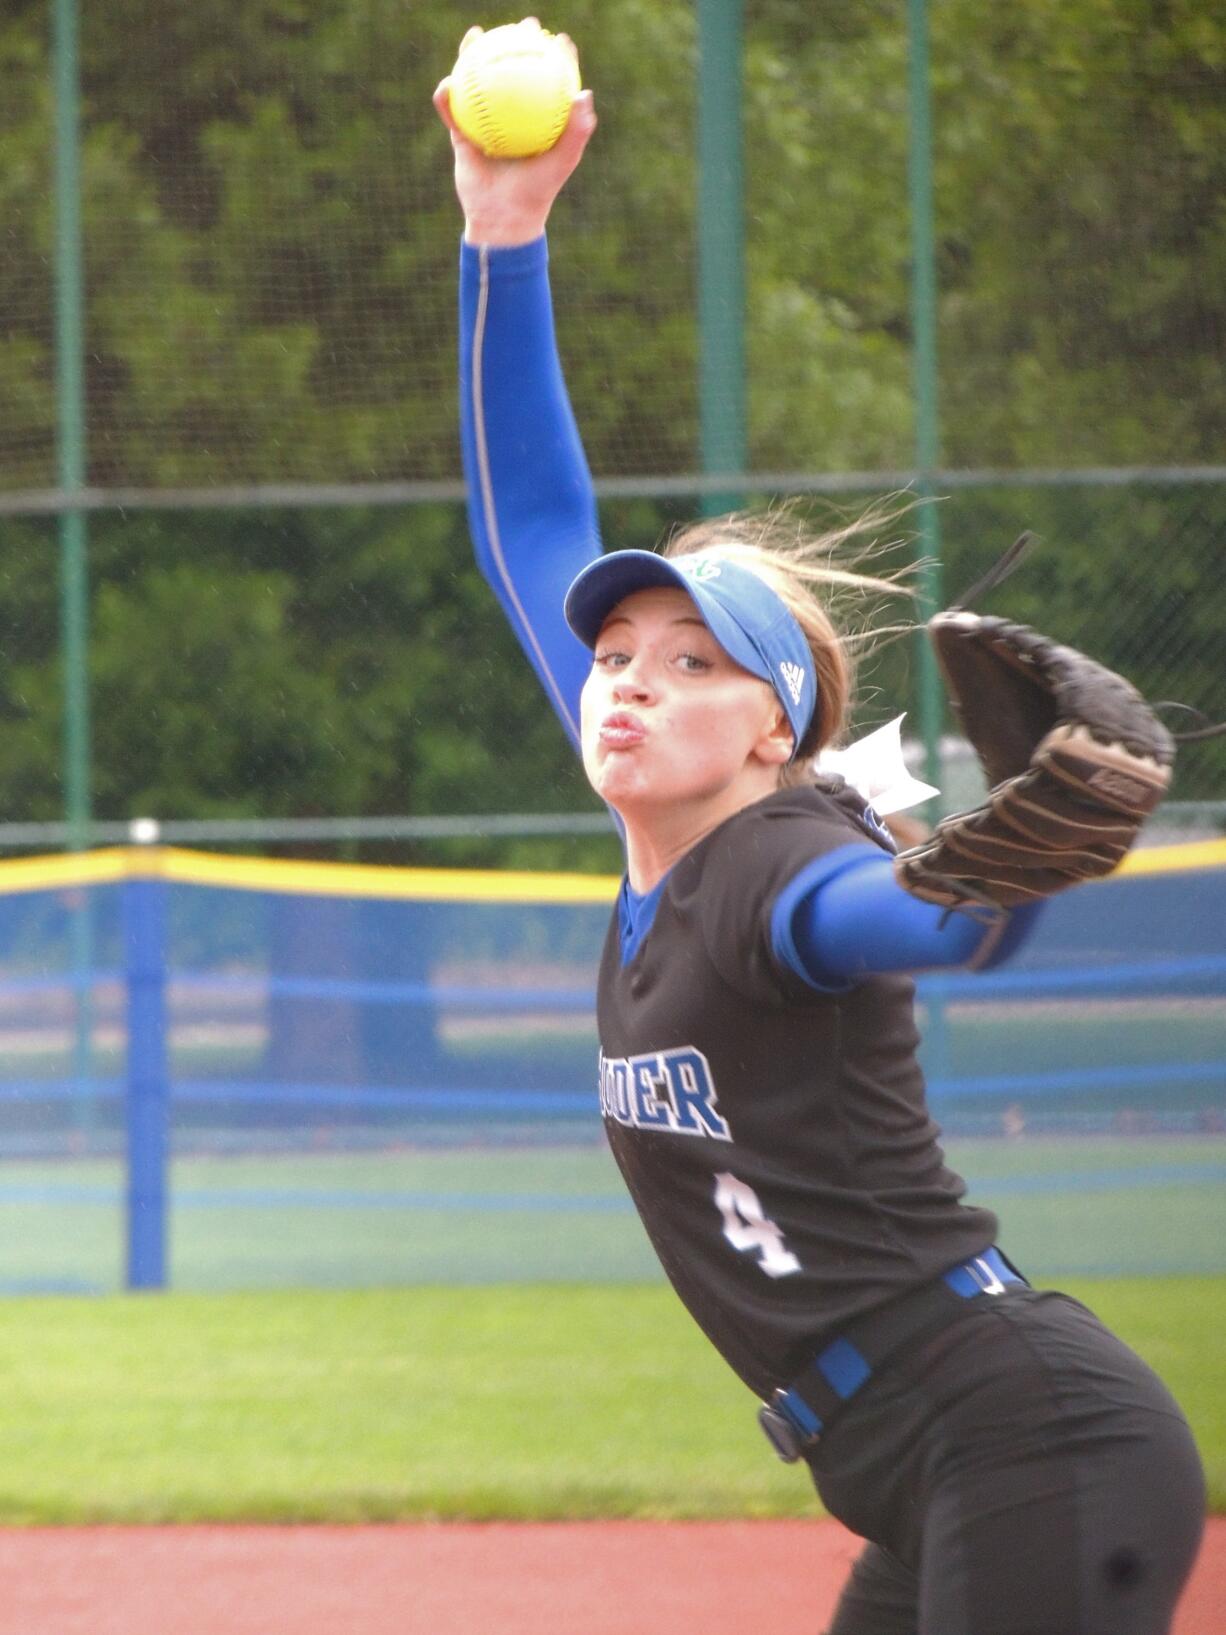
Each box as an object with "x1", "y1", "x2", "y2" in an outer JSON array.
[{"x1": 0, "y1": 843, "x2": 1222, "y2": 1293}]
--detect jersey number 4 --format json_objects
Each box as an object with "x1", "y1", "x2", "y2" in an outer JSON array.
[{"x1": 714, "y1": 1173, "x2": 801, "y2": 1279}]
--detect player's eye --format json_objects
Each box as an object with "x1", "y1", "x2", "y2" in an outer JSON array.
[
  {"x1": 594, "y1": 648, "x2": 630, "y2": 669},
  {"x1": 675, "y1": 650, "x2": 714, "y2": 674}
]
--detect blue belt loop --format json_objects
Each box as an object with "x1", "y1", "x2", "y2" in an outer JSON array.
[
  {"x1": 942, "y1": 1247, "x2": 1023, "y2": 1300},
  {"x1": 778, "y1": 1390, "x2": 822, "y2": 1439},
  {"x1": 817, "y1": 1335, "x2": 872, "y2": 1399}
]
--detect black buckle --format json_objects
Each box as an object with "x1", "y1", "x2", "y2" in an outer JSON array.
[{"x1": 757, "y1": 1392, "x2": 818, "y2": 1464}]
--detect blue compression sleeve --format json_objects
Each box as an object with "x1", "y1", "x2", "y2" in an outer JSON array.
[
  {"x1": 772, "y1": 843, "x2": 1042, "y2": 992},
  {"x1": 459, "y1": 236, "x2": 600, "y2": 752}
]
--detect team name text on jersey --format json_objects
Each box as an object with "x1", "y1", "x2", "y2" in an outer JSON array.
[{"x1": 599, "y1": 1047, "x2": 732, "y2": 1140}]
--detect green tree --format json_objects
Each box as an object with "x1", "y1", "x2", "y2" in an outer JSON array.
[{"x1": 0, "y1": 0, "x2": 1220, "y2": 838}]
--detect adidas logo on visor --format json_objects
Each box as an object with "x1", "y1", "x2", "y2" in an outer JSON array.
[
  {"x1": 780, "y1": 661, "x2": 807, "y2": 705},
  {"x1": 676, "y1": 556, "x2": 722, "y2": 582}
]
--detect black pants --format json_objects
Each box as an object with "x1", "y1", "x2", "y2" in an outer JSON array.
[{"x1": 804, "y1": 1289, "x2": 1204, "y2": 1635}]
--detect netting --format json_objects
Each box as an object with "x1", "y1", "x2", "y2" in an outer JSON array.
[
  {"x1": 1, "y1": 3, "x2": 1221, "y2": 853},
  {"x1": 0, "y1": 483, "x2": 1220, "y2": 853},
  {"x1": 928, "y1": 481, "x2": 1226, "y2": 803},
  {"x1": 0, "y1": 847, "x2": 1221, "y2": 1294},
  {"x1": 2, "y1": 1, "x2": 1222, "y2": 492}
]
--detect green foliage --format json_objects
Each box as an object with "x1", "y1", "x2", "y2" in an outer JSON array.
[
  {"x1": 0, "y1": 500, "x2": 612, "y2": 837},
  {"x1": 930, "y1": 0, "x2": 1226, "y2": 466},
  {"x1": 4, "y1": 1, "x2": 1219, "y2": 482},
  {"x1": 0, "y1": 1278, "x2": 1220, "y2": 1522},
  {"x1": 0, "y1": 2, "x2": 1221, "y2": 838},
  {"x1": 937, "y1": 482, "x2": 1226, "y2": 800}
]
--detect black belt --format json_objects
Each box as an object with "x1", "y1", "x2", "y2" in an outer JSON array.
[{"x1": 759, "y1": 1248, "x2": 1027, "y2": 1463}]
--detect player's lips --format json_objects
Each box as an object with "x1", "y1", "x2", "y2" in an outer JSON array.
[{"x1": 599, "y1": 712, "x2": 647, "y2": 748}]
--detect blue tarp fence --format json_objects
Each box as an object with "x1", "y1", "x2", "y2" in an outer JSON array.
[{"x1": 0, "y1": 843, "x2": 1222, "y2": 1293}]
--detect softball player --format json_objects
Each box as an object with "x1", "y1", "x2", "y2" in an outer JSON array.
[{"x1": 435, "y1": 78, "x2": 1205, "y2": 1635}]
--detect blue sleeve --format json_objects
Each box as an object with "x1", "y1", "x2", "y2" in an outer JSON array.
[
  {"x1": 459, "y1": 235, "x2": 600, "y2": 753},
  {"x1": 770, "y1": 843, "x2": 1042, "y2": 992}
]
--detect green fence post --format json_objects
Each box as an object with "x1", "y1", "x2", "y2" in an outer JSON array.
[
  {"x1": 696, "y1": 0, "x2": 746, "y2": 518},
  {"x1": 907, "y1": 0, "x2": 944, "y2": 798},
  {"x1": 907, "y1": 0, "x2": 950, "y2": 1086},
  {"x1": 53, "y1": 0, "x2": 95, "y2": 1134},
  {"x1": 53, "y1": 0, "x2": 91, "y2": 840}
]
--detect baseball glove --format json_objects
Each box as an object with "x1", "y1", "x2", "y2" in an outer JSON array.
[{"x1": 894, "y1": 611, "x2": 1175, "y2": 910}]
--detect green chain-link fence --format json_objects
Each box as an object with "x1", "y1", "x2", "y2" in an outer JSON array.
[{"x1": 0, "y1": 0, "x2": 1222, "y2": 854}]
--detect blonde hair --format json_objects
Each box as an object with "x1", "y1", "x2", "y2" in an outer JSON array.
[{"x1": 661, "y1": 498, "x2": 919, "y2": 779}]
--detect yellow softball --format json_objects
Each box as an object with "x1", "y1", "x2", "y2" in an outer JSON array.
[{"x1": 448, "y1": 21, "x2": 582, "y2": 159}]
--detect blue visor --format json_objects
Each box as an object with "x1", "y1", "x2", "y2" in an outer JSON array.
[{"x1": 563, "y1": 550, "x2": 818, "y2": 754}]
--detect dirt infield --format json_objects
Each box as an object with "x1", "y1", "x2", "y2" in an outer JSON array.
[{"x1": 0, "y1": 1518, "x2": 1220, "y2": 1634}]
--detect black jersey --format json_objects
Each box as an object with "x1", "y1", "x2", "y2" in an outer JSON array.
[{"x1": 596, "y1": 783, "x2": 998, "y2": 1398}]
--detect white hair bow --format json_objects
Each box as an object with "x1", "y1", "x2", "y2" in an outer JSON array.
[{"x1": 814, "y1": 715, "x2": 939, "y2": 816}]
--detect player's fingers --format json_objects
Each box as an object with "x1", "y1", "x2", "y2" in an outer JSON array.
[
  {"x1": 556, "y1": 31, "x2": 580, "y2": 68},
  {"x1": 432, "y1": 80, "x2": 461, "y2": 136},
  {"x1": 457, "y1": 26, "x2": 484, "y2": 54},
  {"x1": 434, "y1": 79, "x2": 483, "y2": 154},
  {"x1": 519, "y1": 16, "x2": 543, "y2": 33},
  {"x1": 569, "y1": 90, "x2": 597, "y2": 141},
  {"x1": 547, "y1": 91, "x2": 597, "y2": 172}
]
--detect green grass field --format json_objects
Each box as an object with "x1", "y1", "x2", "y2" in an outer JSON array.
[
  {"x1": 0, "y1": 1277, "x2": 1220, "y2": 1525},
  {"x1": 0, "y1": 1136, "x2": 1219, "y2": 1524}
]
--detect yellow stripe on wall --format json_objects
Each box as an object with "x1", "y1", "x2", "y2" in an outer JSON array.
[
  {"x1": 1116, "y1": 837, "x2": 1226, "y2": 876},
  {"x1": 0, "y1": 849, "x2": 132, "y2": 895},
  {"x1": 0, "y1": 836, "x2": 1218, "y2": 902},
  {"x1": 0, "y1": 846, "x2": 620, "y2": 903},
  {"x1": 151, "y1": 848, "x2": 621, "y2": 902}
]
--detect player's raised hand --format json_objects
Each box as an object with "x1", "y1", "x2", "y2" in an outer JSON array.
[{"x1": 433, "y1": 59, "x2": 595, "y2": 248}]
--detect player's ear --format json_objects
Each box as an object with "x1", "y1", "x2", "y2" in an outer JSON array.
[{"x1": 754, "y1": 702, "x2": 794, "y2": 767}]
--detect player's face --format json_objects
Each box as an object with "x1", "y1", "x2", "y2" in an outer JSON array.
[{"x1": 579, "y1": 586, "x2": 792, "y2": 821}]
